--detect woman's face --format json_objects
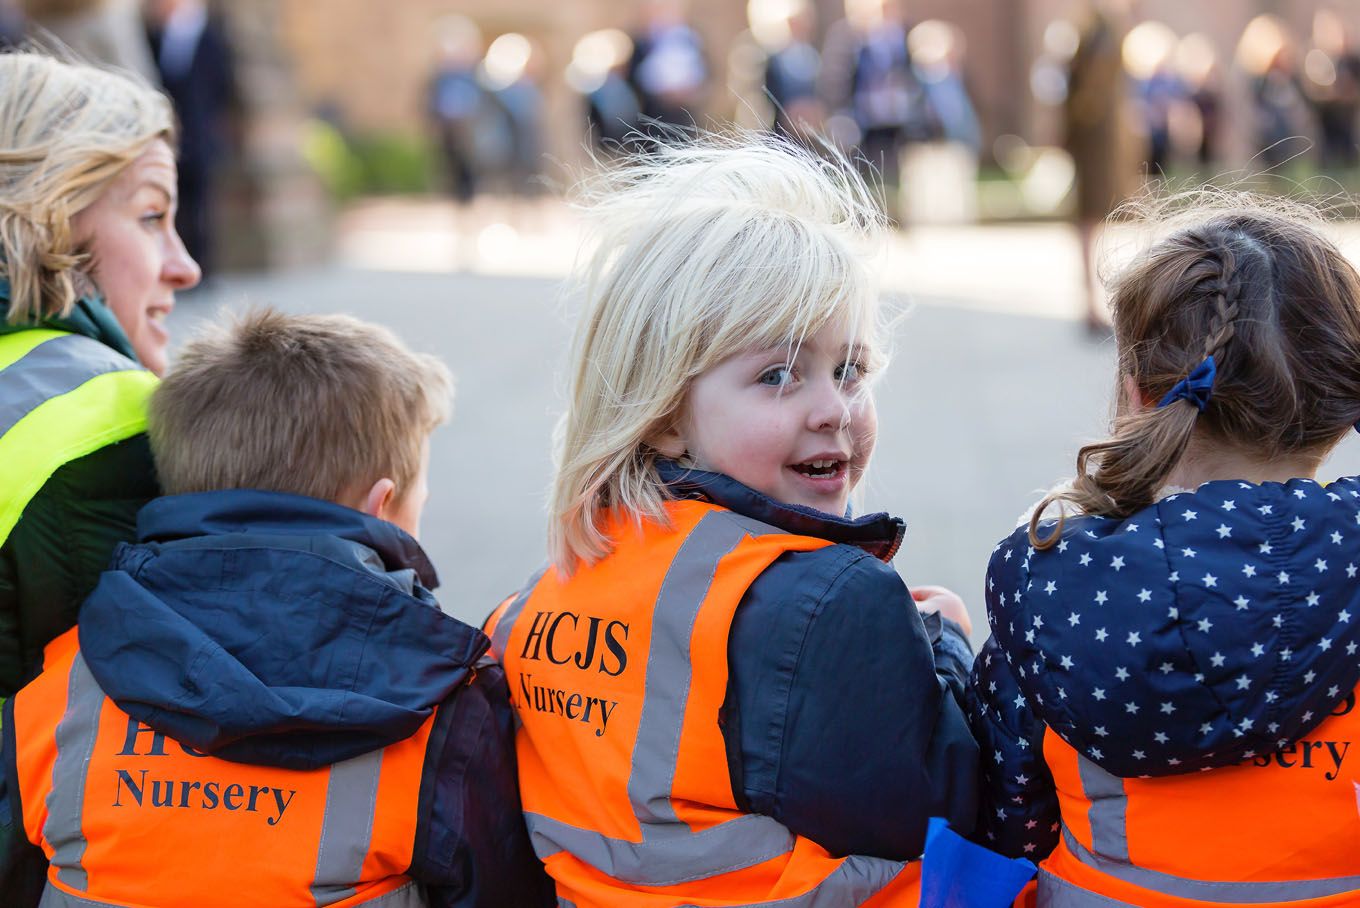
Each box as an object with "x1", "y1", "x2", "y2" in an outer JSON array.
[{"x1": 71, "y1": 139, "x2": 200, "y2": 375}]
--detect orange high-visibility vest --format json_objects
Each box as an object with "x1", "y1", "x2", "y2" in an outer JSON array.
[
  {"x1": 487, "y1": 500, "x2": 922, "y2": 907},
  {"x1": 1033, "y1": 689, "x2": 1360, "y2": 906},
  {"x1": 11, "y1": 627, "x2": 434, "y2": 908}
]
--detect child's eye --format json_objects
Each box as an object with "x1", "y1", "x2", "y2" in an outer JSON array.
[
  {"x1": 835, "y1": 360, "x2": 866, "y2": 382},
  {"x1": 758, "y1": 366, "x2": 794, "y2": 386},
  {"x1": 140, "y1": 211, "x2": 167, "y2": 226}
]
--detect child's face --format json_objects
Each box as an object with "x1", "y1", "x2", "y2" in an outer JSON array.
[{"x1": 671, "y1": 322, "x2": 877, "y2": 516}]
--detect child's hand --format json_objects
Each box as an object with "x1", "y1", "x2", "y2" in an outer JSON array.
[{"x1": 911, "y1": 585, "x2": 973, "y2": 638}]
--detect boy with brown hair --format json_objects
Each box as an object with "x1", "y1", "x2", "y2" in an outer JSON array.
[{"x1": 0, "y1": 309, "x2": 552, "y2": 907}]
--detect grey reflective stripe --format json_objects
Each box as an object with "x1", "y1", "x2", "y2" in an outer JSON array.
[
  {"x1": 0, "y1": 333, "x2": 143, "y2": 436},
  {"x1": 44, "y1": 653, "x2": 105, "y2": 892},
  {"x1": 527, "y1": 809, "x2": 795, "y2": 886},
  {"x1": 1075, "y1": 755, "x2": 1129, "y2": 861},
  {"x1": 1058, "y1": 827, "x2": 1360, "y2": 903},
  {"x1": 39, "y1": 880, "x2": 427, "y2": 907},
  {"x1": 704, "y1": 854, "x2": 906, "y2": 908},
  {"x1": 311, "y1": 747, "x2": 385, "y2": 906},
  {"x1": 39, "y1": 884, "x2": 120, "y2": 907},
  {"x1": 491, "y1": 566, "x2": 545, "y2": 660},
  {"x1": 628, "y1": 513, "x2": 749, "y2": 826},
  {"x1": 1035, "y1": 869, "x2": 1135, "y2": 907}
]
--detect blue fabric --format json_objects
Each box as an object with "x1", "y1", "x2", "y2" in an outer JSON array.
[
  {"x1": 920, "y1": 817, "x2": 1035, "y2": 908},
  {"x1": 657, "y1": 462, "x2": 981, "y2": 860},
  {"x1": 1156, "y1": 355, "x2": 1216, "y2": 411},
  {"x1": 971, "y1": 476, "x2": 1360, "y2": 858},
  {"x1": 78, "y1": 490, "x2": 480, "y2": 770}
]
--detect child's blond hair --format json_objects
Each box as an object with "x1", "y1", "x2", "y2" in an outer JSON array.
[
  {"x1": 0, "y1": 51, "x2": 174, "y2": 323},
  {"x1": 550, "y1": 136, "x2": 886, "y2": 570},
  {"x1": 150, "y1": 309, "x2": 452, "y2": 509}
]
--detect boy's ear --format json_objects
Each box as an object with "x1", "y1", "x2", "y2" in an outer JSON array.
[{"x1": 361, "y1": 478, "x2": 398, "y2": 522}]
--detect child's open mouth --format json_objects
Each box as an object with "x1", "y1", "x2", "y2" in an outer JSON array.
[{"x1": 790, "y1": 459, "x2": 846, "y2": 480}]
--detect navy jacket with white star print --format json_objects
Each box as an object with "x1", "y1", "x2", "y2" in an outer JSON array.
[{"x1": 968, "y1": 476, "x2": 1360, "y2": 859}]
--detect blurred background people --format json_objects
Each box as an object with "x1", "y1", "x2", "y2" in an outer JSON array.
[
  {"x1": 22, "y1": 0, "x2": 156, "y2": 82},
  {"x1": 822, "y1": 0, "x2": 935, "y2": 223},
  {"x1": 1238, "y1": 15, "x2": 1310, "y2": 169},
  {"x1": 145, "y1": 0, "x2": 235, "y2": 281},
  {"x1": 569, "y1": 29, "x2": 642, "y2": 154},
  {"x1": 1304, "y1": 8, "x2": 1360, "y2": 170},
  {"x1": 1063, "y1": 0, "x2": 1136, "y2": 331},
  {"x1": 758, "y1": 0, "x2": 825, "y2": 140},
  {"x1": 480, "y1": 33, "x2": 545, "y2": 197},
  {"x1": 427, "y1": 16, "x2": 486, "y2": 205},
  {"x1": 627, "y1": 0, "x2": 709, "y2": 138}
]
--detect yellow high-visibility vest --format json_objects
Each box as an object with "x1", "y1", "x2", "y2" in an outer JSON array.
[{"x1": 0, "y1": 329, "x2": 157, "y2": 547}]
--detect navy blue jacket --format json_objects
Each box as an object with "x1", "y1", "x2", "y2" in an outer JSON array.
[
  {"x1": 658, "y1": 463, "x2": 979, "y2": 860},
  {"x1": 970, "y1": 477, "x2": 1360, "y2": 859},
  {"x1": 0, "y1": 490, "x2": 553, "y2": 908}
]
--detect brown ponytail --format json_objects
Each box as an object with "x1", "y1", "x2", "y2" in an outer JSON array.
[{"x1": 1032, "y1": 193, "x2": 1360, "y2": 548}]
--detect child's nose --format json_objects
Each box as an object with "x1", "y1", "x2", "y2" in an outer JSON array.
[{"x1": 807, "y1": 379, "x2": 853, "y2": 432}]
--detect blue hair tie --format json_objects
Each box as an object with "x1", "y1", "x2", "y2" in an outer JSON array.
[{"x1": 1157, "y1": 356, "x2": 1216, "y2": 412}]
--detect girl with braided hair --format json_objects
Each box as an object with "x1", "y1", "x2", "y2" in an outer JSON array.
[{"x1": 969, "y1": 194, "x2": 1360, "y2": 906}]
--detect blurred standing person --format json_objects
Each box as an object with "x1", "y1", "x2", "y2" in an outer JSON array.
[
  {"x1": 1063, "y1": 0, "x2": 1135, "y2": 333},
  {"x1": 1238, "y1": 16, "x2": 1309, "y2": 171},
  {"x1": 627, "y1": 0, "x2": 708, "y2": 138},
  {"x1": 761, "y1": 0, "x2": 824, "y2": 141},
  {"x1": 428, "y1": 16, "x2": 485, "y2": 205},
  {"x1": 22, "y1": 0, "x2": 156, "y2": 81},
  {"x1": 145, "y1": 0, "x2": 233, "y2": 281},
  {"x1": 1304, "y1": 9, "x2": 1360, "y2": 170},
  {"x1": 480, "y1": 33, "x2": 544, "y2": 197},
  {"x1": 570, "y1": 29, "x2": 641, "y2": 155},
  {"x1": 0, "y1": 1, "x2": 24, "y2": 47},
  {"x1": 821, "y1": 0, "x2": 934, "y2": 224},
  {"x1": 909, "y1": 20, "x2": 979, "y2": 154}
]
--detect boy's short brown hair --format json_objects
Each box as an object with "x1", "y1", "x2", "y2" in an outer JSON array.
[{"x1": 150, "y1": 308, "x2": 452, "y2": 506}]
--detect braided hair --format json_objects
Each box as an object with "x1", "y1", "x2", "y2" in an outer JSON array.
[{"x1": 1032, "y1": 195, "x2": 1360, "y2": 547}]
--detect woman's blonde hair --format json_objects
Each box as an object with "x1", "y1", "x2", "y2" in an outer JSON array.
[
  {"x1": 550, "y1": 135, "x2": 887, "y2": 570},
  {"x1": 0, "y1": 51, "x2": 174, "y2": 323},
  {"x1": 1031, "y1": 191, "x2": 1360, "y2": 547}
]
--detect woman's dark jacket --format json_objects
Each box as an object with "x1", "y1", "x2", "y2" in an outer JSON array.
[{"x1": 0, "y1": 288, "x2": 156, "y2": 695}]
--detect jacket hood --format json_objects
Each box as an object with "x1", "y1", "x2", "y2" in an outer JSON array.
[
  {"x1": 0, "y1": 277, "x2": 140, "y2": 362},
  {"x1": 79, "y1": 490, "x2": 486, "y2": 770},
  {"x1": 988, "y1": 476, "x2": 1360, "y2": 777},
  {"x1": 657, "y1": 459, "x2": 905, "y2": 561}
]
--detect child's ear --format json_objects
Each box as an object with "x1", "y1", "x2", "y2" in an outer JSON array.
[
  {"x1": 646, "y1": 422, "x2": 687, "y2": 460},
  {"x1": 361, "y1": 477, "x2": 398, "y2": 521},
  {"x1": 1122, "y1": 373, "x2": 1154, "y2": 415}
]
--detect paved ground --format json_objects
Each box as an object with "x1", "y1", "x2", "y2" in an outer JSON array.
[{"x1": 169, "y1": 199, "x2": 1360, "y2": 645}]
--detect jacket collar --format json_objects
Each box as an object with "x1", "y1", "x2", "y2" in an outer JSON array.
[
  {"x1": 0, "y1": 277, "x2": 140, "y2": 363},
  {"x1": 136, "y1": 489, "x2": 440, "y2": 590},
  {"x1": 656, "y1": 459, "x2": 905, "y2": 561}
]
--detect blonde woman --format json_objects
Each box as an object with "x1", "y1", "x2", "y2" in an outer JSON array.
[
  {"x1": 0, "y1": 51, "x2": 199, "y2": 695},
  {"x1": 485, "y1": 138, "x2": 989, "y2": 906}
]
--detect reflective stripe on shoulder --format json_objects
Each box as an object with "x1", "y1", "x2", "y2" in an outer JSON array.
[
  {"x1": 0, "y1": 332, "x2": 143, "y2": 437},
  {"x1": 491, "y1": 565, "x2": 546, "y2": 661},
  {"x1": 311, "y1": 747, "x2": 385, "y2": 906},
  {"x1": 1058, "y1": 827, "x2": 1360, "y2": 903},
  {"x1": 44, "y1": 653, "x2": 104, "y2": 892},
  {"x1": 0, "y1": 331, "x2": 154, "y2": 544}
]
